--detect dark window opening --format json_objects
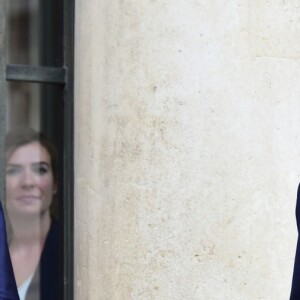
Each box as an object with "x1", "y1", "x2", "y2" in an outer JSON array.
[{"x1": 0, "y1": 1, "x2": 74, "y2": 299}]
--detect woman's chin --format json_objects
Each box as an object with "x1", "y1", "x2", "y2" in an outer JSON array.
[{"x1": 8, "y1": 205, "x2": 43, "y2": 218}]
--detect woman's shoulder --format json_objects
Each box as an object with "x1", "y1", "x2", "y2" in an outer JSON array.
[{"x1": 0, "y1": 202, "x2": 19, "y2": 300}]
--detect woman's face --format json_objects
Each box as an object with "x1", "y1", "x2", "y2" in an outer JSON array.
[{"x1": 5, "y1": 142, "x2": 55, "y2": 217}]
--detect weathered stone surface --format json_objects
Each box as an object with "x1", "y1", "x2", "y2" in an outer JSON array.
[{"x1": 74, "y1": 1, "x2": 300, "y2": 299}]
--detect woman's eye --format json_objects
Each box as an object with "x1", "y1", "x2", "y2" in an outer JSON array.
[
  {"x1": 6, "y1": 167, "x2": 20, "y2": 176},
  {"x1": 33, "y1": 165, "x2": 49, "y2": 175}
]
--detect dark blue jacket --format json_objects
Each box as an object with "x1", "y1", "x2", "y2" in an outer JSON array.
[
  {"x1": 25, "y1": 219, "x2": 63, "y2": 300},
  {"x1": 0, "y1": 202, "x2": 19, "y2": 300},
  {"x1": 290, "y1": 184, "x2": 300, "y2": 299}
]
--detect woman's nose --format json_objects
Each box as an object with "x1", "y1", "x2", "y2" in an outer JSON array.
[{"x1": 20, "y1": 170, "x2": 35, "y2": 187}]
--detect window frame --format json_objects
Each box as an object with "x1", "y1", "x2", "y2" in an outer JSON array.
[{"x1": 0, "y1": 1, "x2": 75, "y2": 299}]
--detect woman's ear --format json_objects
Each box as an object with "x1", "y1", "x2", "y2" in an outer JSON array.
[{"x1": 53, "y1": 183, "x2": 58, "y2": 195}]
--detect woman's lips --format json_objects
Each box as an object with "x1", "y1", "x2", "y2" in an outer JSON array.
[{"x1": 16, "y1": 196, "x2": 40, "y2": 204}]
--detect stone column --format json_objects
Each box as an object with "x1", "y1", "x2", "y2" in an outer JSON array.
[{"x1": 74, "y1": 1, "x2": 300, "y2": 299}]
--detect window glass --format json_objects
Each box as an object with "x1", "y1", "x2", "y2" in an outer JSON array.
[
  {"x1": 7, "y1": 0, "x2": 63, "y2": 66},
  {"x1": 7, "y1": 0, "x2": 39, "y2": 65},
  {"x1": 6, "y1": 1, "x2": 65, "y2": 299},
  {"x1": 5, "y1": 82, "x2": 64, "y2": 300}
]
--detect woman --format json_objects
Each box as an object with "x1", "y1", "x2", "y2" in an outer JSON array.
[
  {"x1": 5, "y1": 128, "x2": 62, "y2": 300},
  {"x1": 0, "y1": 201, "x2": 19, "y2": 300}
]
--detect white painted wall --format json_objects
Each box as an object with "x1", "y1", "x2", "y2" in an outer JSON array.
[{"x1": 74, "y1": 1, "x2": 300, "y2": 299}]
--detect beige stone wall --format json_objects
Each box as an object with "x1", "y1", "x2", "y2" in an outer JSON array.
[{"x1": 74, "y1": 1, "x2": 300, "y2": 299}]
